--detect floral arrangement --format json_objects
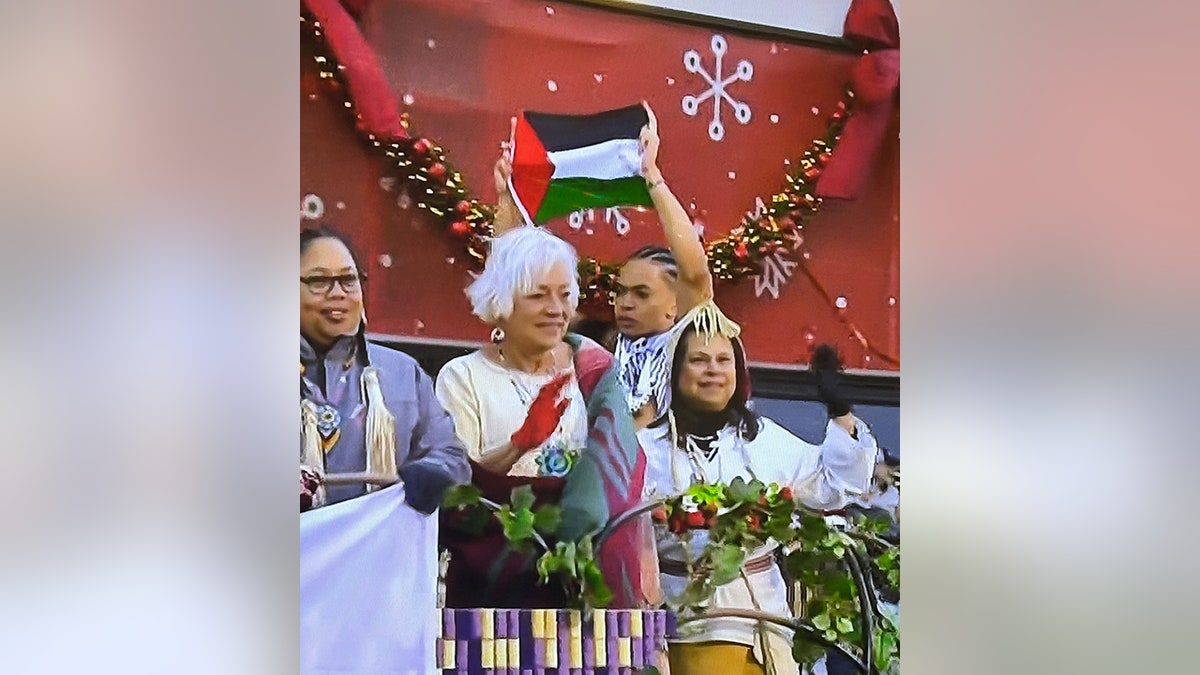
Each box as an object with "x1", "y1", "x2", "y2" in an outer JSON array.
[
  {"x1": 443, "y1": 476, "x2": 899, "y2": 673},
  {"x1": 650, "y1": 477, "x2": 899, "y2": 672}
]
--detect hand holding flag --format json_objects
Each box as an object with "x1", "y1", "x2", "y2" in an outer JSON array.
[
  {"x1": 508, "y1": 104, "x2": 656, "y2": 224},
  {"x1": 640, "y1": 101, "x2": 663, "y2": 185}
]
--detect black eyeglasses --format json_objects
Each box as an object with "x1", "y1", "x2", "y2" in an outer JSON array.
[{"x1": 300, "y1": 273, "x2": 363, "y2": 295}]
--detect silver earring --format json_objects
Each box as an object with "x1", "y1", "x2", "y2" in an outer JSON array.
[{"x1": 490, "y1": 327, "x2": 505, "y2": 343}]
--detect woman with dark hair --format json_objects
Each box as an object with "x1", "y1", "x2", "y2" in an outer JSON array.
[
  {"x1": 300, "y1": 226, "x2": 470, "y2": 511},
  {"x1": 637, "y1": 302, "x2": 877, "y2": 675}
]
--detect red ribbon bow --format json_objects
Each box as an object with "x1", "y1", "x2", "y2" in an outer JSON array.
[
  {"x1": 816, "y1": 0, "x2": 900, "y2": 201},
  {"x1": 303, "y1": 0, "x2": 408, "y2": 141}
]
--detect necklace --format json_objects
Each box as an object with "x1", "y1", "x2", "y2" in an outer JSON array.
[{"x1": 497, "y1": 343, "x2": 557, "y2": 375}]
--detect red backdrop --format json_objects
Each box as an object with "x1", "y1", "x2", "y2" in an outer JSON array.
[{"x1": 300, "y1": 0, "x2": 899, "y2": 370}]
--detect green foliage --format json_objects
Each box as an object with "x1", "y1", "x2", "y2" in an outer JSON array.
[
  {"x1": 440, "y1": 484, "x2": 489, "y2": 535},
  {"x1": 447, "y1": 484, "x2": 613, "y2": 610},
  {"x1": 708, "y1": 543, "x2": 746, "y2": 587},
  {"x1": 536, "y1": 536, "x2": 612, "y2": 609},
  {"x1": 442, "y1": 477, "x2": 901, "y2": 672},
  {"x1": 441, "y1": 483, "x2": 482, "y2": 509},
  {"x1": 655, "y1": 480, "x2": 901, "y2": 673}
]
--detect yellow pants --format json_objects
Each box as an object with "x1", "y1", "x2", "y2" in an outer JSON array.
[{"x1": 668, "y1": 641, "x2": 768, "y2": 675}]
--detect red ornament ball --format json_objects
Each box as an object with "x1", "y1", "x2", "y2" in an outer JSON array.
[
  {"x1": 428, "y1": 162, "x2": 447, "y2": 180},
  {"x1": 733, "y1": 242, "x2": 749, "y2": 261},
  {"x1": 803, "y1": 167, "x2": 822, "y2": 180},
  {"x1": 449, "y1": 220, "x2": 471, "y2": 238},
  {"x1": 412, "y1": 137, "x2": 432, "y2": 155},
  {"x1": 817, "y1": 152, "x2": 832, "y2": 165},
  {"x1": 455, "y1": 199, "x2": 472, "y2": 214}
]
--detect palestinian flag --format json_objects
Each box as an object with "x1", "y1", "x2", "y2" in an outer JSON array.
[{"x1": 509, "y1": 104, "x2": 654, "y2": 224}]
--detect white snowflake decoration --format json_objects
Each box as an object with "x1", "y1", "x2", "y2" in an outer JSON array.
[
  {"x1": 301, "y1": 194, "x2": 325, "y2": 220},
  {"x1": 567, "y1": 207, "x2": 632, "y2": 236},
  {"x1": 682, "y1": 35, "x2": 753, "y2": 141},
  {"x1": 754, "y1": 250, "x2": 798, "y2": 300}
]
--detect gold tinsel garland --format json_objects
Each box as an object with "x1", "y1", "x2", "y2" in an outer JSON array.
[{"x1": 302, "y1": 14, "x2": 898, "y2": 367}]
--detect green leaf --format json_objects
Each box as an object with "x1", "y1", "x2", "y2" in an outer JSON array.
[
  {"x1": 501, "y1": 505, "x2": 536, "y2": 544},
  {"x1": 725, "y1": 476, "x2": 758, "y2": 503},
  {"x1": 441, "y1": 483, "x2": 482, "y2": 509},
  {"x1": 533, "y1": 505, "x2": 562, "y2": 534},
  {"x1": 639, "y1": 667, "x2": 662, "y2": 675},
  {"x1": 874, "y1": 630, "x2": 898, "y2": 672},
  {"x1": 688, "y1": 483, "x2": 726, "y2": 504},
  {"x1": 837, "y1": 617, "x2": 855, "y2": 634},
  {"x1": 510, "y1": 484, "x2": 536, "y2": 513},
  {"x1": 709, "y1": 544, "x2": 746, "y2": 586},
  {"x1": 791, "y1": 639, "x2": 826, "y2": 668},
  {"x1": 828, "y1": 574, "x2": 856, "y2": 599},
  {"x1": 556, "y1": 541, "x2": 577, "y2": 576},
  {"x1": 785, "y1": 550, "x2": 816, "y2": 579},
  {"x1": 812, "y1": 614, "x2": 831, "y2": 631},
  {"x1": 805, "y1": 599, "x2": 827, "y2": 618}
]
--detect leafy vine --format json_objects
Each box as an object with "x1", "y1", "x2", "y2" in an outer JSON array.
[{"x1": 442, "y1": 476, "x2": 899, "y2": 673}]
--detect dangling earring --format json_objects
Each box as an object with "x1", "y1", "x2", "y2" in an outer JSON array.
[{"x1": 490, "y1": 326, "x2": 505, "y2": 343}]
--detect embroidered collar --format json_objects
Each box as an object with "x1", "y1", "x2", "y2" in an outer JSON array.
[{"x1": 615, "y1": 327, "x2": 677, "y2": 414}]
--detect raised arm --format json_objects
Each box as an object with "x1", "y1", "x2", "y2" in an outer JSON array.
[
  {"x1": 640, "y1": 102, "x2": 714, "y2": 315},
  {"x1": 491, "y1": 117, "x2": 524, "y2": 236}
]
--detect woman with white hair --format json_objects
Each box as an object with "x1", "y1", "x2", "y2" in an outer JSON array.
[{"x1": 436, "y1": 226, "x2": 653, "y2": 609}]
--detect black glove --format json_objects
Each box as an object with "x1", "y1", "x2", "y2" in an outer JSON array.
[
  {"x1": 399, "y1": 461, "x2": 457, "y2": 515},
  {"x1": 811, "y1": 344, "x2": 853, "y2": 417}
]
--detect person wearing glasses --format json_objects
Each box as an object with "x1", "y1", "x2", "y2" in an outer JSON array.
[{"x1": 300, "y1": 226, "x2": 470, "y2": 512}]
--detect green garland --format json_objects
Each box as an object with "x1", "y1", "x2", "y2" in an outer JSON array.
[
  {"x1": 442, "y1": 477, "x2": 900, "y2": 673},
  {"x1": 302, "y1": 12, "x2": 853, "y2": 304}
]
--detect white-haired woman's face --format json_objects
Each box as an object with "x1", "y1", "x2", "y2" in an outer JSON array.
[{"x1": 497, "y1": 262, "x2": 574, "y2": 353}]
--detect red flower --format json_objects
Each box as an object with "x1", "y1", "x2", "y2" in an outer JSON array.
[
  {"x1": 779, "y1": 486, "x2": 794, "y2": 502},
  {"x1": 651, "y1": 506, "x2": 668, "y2": 522},
  {"x1": 685, "y1": 511, "x2": 707, "y2": 529},
  {"x1": 746, "y1": 514, "x2": 762, "y2": 531}
]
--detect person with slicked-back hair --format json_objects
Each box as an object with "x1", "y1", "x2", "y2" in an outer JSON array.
[
  {"x1": 300, "y1": 226, "x2": 470, "y2": 513},
  {"x1": 491, "y1": 103, "x2": 713, "y2": 430}
]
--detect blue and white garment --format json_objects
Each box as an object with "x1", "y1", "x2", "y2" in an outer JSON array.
[{"x1": 614, "y1": 322, "x2": 687, "y2": 416}]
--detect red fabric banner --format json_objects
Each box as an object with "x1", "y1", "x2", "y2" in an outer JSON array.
[
  {"x1": 816, "y1": 0, "x2": 900, "y2": 201},
  {"x1": 301, "y1": 0, "x2": 899, "y2": 369}
]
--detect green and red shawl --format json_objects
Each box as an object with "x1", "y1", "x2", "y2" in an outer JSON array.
[{"x1": 441, "y1": 335, "x2": 648, "y2": 608}]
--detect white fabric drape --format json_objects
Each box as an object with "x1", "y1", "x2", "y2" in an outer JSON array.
[{"x1": 300, "y1": 483, "x2": 439, "y2": 675}]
